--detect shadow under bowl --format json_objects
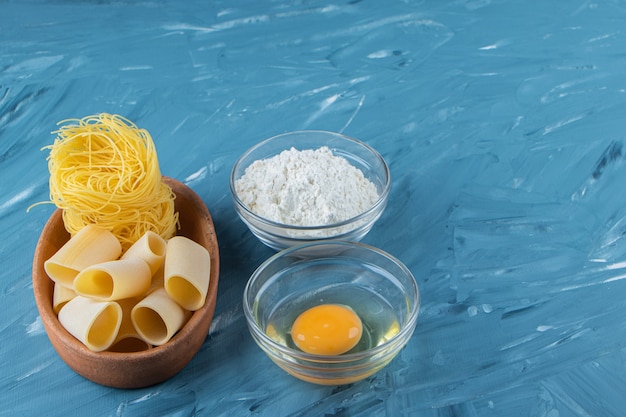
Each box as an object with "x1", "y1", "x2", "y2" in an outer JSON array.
[{"x1": 32, "y1": 177, "x2": 220, "y2": 389}]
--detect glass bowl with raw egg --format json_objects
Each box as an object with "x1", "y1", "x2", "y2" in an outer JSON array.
[
  {"x1": 242, "y1": 241, "x2": 420, "y2": 385},
  {"x1": 229, "y1": 130, "x2": 391, "y2": 252}
]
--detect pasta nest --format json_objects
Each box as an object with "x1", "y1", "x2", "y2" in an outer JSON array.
[{"x1": 46, "y1": 113, "x2": 179, "y2": 251}]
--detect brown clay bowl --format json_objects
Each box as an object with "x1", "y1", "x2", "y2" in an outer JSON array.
[{"x1": 32, "y1": 177, "x2": 220, "y2": 389}]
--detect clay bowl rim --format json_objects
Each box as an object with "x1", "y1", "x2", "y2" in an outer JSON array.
[{"x1": 31, "y1": 176, "x2": 220, "y2": 388}]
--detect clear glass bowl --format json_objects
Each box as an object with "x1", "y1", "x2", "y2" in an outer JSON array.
[
  {"x1": 243, "y1": 241, "x2": 420, "y2": 385},
  {"x1": 230, "y1": 130, "x2": 391, "y2": 251}
]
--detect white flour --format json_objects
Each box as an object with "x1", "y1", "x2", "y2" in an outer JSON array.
[{"x1": 235, "y1": 146, "x2": 380, "y2": 227}]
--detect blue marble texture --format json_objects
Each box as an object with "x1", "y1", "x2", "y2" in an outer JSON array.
[{"x1": 2, "y1": 0, "x2": 626, "y2": 415}]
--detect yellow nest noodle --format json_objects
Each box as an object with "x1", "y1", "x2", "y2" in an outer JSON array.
[{"x1": 46, "y1": 113, "x2": 178, "y2": 251}]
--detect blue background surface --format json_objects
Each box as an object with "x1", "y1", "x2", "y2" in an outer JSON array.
[{"x1": 2, "y1": 1, "x2": 626, "y2": 416}]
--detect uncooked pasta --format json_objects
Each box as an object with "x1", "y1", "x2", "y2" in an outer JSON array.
[{"x1": 46, "y1": 113, "x2": 178, "y2": 251}]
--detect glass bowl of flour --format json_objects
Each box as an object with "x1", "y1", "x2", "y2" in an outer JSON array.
[{"x1": 230, "y1": 130, "x2": 391, "y2": 252}]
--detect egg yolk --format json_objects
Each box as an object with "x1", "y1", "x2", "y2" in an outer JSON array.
[{"x1": 290, "y1": 304, "x2": 362, "y2": 355}]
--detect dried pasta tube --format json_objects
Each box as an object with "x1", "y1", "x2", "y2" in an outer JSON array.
[
  {"x1": 131, "y1": 288, "x2": 191, "y2": 346},
  {"x1": 44, "y1": 225, "x2": 122, "y2": 288},
  {"x1": 121, "y1": 231, "x2": 167, "y2": 276},
  {"x1": 150, "y1": 263, "x2": 165, "y2": 291},
  {"x1": 58, "y1": 296, "x2": 122, "y2": 352},
  {"x1": 164, "y1": 236, "x2": 211, "y2": 311},
  {"x1": 109, "y1": 298, "x2": 151, "y2": 353},
  {"x1": 53, "y1": 283, "x2": 76, "y2": 314},
  {"x1": 73, "y1": 258, "x2": 151, "y2": 301}
]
